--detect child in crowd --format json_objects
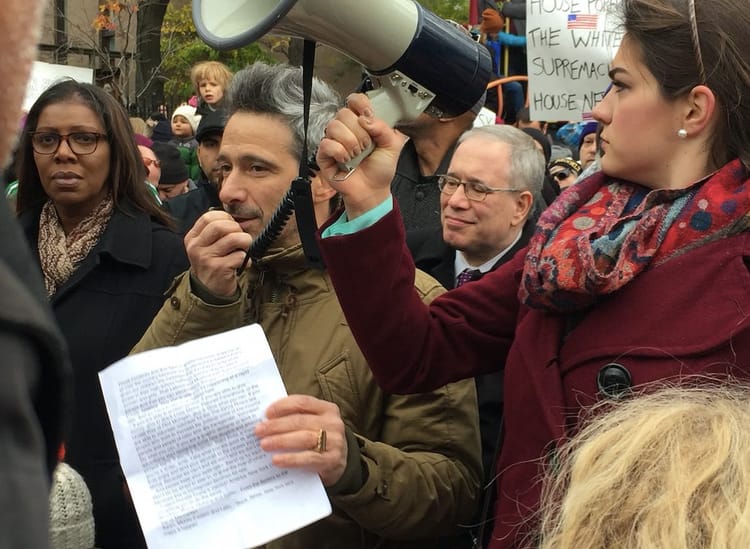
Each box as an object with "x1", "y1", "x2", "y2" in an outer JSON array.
[
  {"x1": 170, "y1": 104, "x2": 201, "y2": 181},
  {"x1": 190, "y1": 60, "x2": 233, "y2": 116}
]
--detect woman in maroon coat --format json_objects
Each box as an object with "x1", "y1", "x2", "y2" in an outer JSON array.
[{"x1": 314, "y1": 1, "x2": 750, "y2": 547}]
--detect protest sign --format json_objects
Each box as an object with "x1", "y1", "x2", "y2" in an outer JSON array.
[
  {"x1": 526, "y1": 0, "x2": 623, "y2": 120},
  {"x1": 23, "y1": 61, "x2": 94, "y2": 112}
]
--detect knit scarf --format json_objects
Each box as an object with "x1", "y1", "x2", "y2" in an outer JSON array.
[
  {"x1": 520, "y1": 159, "x2": 750, "y2": 313},
  {"x1": 38, "y1": 194, "x2": 114, "y2": 297}
]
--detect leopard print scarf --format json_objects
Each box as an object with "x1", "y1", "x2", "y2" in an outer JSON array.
[{"x1": 38, "y1": 194, "x2": 114, "y2": 296}]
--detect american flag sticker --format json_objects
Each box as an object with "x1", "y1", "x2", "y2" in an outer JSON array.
[
  {"x1": 567, "y1": 14, "x2": 599, "y2": 29},
  {"x1": 582, "y1": 112, "x2": 594, "y2": 121}
]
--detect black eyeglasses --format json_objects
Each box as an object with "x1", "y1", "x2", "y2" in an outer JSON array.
[
  {"x1": 551, "y1": 169, "x2": 573, "y2": 182},
  {"x1": 30, "y1": 132, "x2": 106, "y2": 155},
  {"x1": 437, "y1": 174, "x2": 519, "y2": 202}
]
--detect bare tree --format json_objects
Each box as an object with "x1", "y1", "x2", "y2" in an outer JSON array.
[
  {"x1": 42, "y1": 0, "x2": 171, "y2": 116},
  {"x1": 135, "y1": 0, "x2": 171, "y2": 115}
]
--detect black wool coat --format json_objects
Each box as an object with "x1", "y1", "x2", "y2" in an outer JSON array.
[{"x1": 20, "y1": 201, "x2": 188, "y2": 549}]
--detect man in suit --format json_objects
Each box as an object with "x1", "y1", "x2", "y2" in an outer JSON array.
[
  {"x1": 408, "y1": 124, "x2": 542, "y2": 293},
  {"x1": 407, "y1": 125, "x2": 543, "y2": 544}
]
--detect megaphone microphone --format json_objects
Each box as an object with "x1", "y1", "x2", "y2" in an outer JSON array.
[{"x1": 192, "y1": 0, "x2": 492, "y2": 176}]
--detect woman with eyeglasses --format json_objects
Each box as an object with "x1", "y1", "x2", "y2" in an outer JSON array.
[
  {"x1": 15, "y1": 80, "x2": 187, "y2": 549},
  {"x1": 315, "y1": 0, "x2": 750, "y2": 547}
]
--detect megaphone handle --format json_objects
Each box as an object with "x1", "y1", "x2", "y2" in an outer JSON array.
[{"x1": 335, "y1": 78, "x2": 434, "y2": 179}]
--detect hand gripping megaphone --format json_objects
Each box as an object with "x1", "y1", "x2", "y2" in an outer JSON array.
[{"x1": 192, "y1": 0, "x2": 492, "y2": 174}]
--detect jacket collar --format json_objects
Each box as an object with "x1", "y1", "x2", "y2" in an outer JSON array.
[
  {"x1": 245, "y1": 243, "x2": 332, "y2": 296},
  {"x1": 21, "y1": 201, "x2": 154, "y2": 269},
  {"x1": 251, "y1": 243, "x2": 314, "y2": 278},
  {"x1": 20, "y1": 201, "x2": 156, "y2": 302},
  {"x1": 92, "y1": 204, "x2": 154, "y2": 269}
]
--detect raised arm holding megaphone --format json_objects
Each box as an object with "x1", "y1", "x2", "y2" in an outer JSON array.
[{"x1": 192, "y1": 0, "x2": 491, "y2": 174}]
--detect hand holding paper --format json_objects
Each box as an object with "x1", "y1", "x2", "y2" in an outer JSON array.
[
  {"x1": 255, "y1": 395, "x2": 348, "y2": 487},
  {"x1": 99, "y1": 325, "x2": 331, "y2": 549}
]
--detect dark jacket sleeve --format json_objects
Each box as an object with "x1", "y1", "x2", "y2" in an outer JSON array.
[
  {"x1": 500, "y1": 1, "x2": 526, "y2": 20},
  {"x1": 0, "y1": 195, "x2": 70, "y2": 549}
]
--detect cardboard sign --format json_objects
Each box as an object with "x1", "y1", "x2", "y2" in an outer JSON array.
[{"x1": 526, "y1": 0, "x2": 623, "y2": 120}]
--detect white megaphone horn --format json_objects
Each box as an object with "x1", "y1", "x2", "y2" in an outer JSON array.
[{"x1": 192, "y1": 0, "x2": 492, "y2": 174}]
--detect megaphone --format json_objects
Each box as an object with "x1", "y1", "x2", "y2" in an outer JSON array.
[{"x1": 192, "y1": 0, "x2": 492, "y2": 173}]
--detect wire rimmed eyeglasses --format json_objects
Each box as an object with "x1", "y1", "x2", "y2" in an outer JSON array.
[
  {"x1": 437, "y1": 174, "x2": 521, "y2": 202},
  {"x1": 30, "y1": 132, "x2": 106, "y2": 155}
]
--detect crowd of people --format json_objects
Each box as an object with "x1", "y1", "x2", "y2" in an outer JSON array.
[{"x1": 3, "y1": 0, "x2": 750, "y2": 548}]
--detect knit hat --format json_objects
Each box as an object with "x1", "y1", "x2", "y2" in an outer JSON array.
[
  {"x1": 150, "y1": 120, "x2": 173, "y2": 143},
  {"x1": 171, "y1": 104, "x2": 199, "y2": 134},
  {"x1": 196, "y1": 108, "x2": 227, "y2": 143},
  {"x1": 49, "y1": 463, "x2": 95, "y2": 549},
  {"x1": 152, "y1": 142, "x2": 188, "y2": 185},
  {"x1": 548, "y1": 156, "x2": 582, "y2": 175},
  {"x1": 555, "y1": 121, "x2": 598, "y2": 151},
  {"x1": 480, "y1": 8, "x2": 505, "y2": 34},
  {"x1": 578, "y1": 121, "x2": 598, "y2": 149},
  {"x1": 522, "y1": 127, "x2": 552, "y2": 165},
  {"x1": 134, "y1": 133, "x2": 153, "y2": 148}
]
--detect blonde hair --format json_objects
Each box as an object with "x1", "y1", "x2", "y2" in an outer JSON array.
[
  {"x1": 129, "y1": 116, "x2": 148, "y2": 136},
  {"x1": 190, "y1": 60, "x2": 233, "y2": 92},
  {"x1": 539, "y1": 384, "x2": 750, "y2": 549}
]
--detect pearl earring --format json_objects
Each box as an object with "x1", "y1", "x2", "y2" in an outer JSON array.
[{"x1": 677, "y1": 128, "x2": 688, "y2": 139}]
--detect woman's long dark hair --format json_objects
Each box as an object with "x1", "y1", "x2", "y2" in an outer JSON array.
[{"x1": 16, "y1": 79, "x2": 173, "y2": 227}]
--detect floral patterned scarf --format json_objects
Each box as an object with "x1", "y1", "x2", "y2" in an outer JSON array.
[
  {"x1": 520, "y1": 159, "x2": 750, "y2": 313},
  {"x1": 38, "y1": 194, "x2": 114, "y2": 296}
]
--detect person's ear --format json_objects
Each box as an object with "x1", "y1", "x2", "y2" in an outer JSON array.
[
  {"x1": 511, "y1": 191, "x2": 533, "y2": 226},
  {"x1": 682, "y1": 84, "x2": 716, "y2": 136},
  {"x1": 311, "y1": 174, "x2": 337, "y2": 204}
]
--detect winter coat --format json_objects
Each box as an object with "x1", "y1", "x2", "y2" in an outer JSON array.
[
  {"x1": 318, "y1": 201, "x2": 750, "y2": 549},
  {"x1": 132, "y1": 244, "x2": 483, "y2": 549},
  {"x1": 0, "y1": 195, "x2": 70, "y2": 549},
  {"x1": 20, "y1": 201, "x2": 188, "y2": 549},
  {"x1": 170, "y1": 137, "x2": 202, "y2": 182}
]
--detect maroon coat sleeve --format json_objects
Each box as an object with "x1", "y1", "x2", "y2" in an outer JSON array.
[{"x1": 319, "y1": 204, "x2": 521, "y2": 393}]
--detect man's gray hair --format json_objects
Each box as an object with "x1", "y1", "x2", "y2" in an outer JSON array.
[
  {"x1": 226, "y1": 62, "x2": 341, "y2": 162},
  {"x1": 457, "y1": 125, "x2": 545, "y2": 195}
]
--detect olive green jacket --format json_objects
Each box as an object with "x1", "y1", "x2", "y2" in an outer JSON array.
[{"x1": 133, "y1": 244, "x2": 482, "y2": 549}]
